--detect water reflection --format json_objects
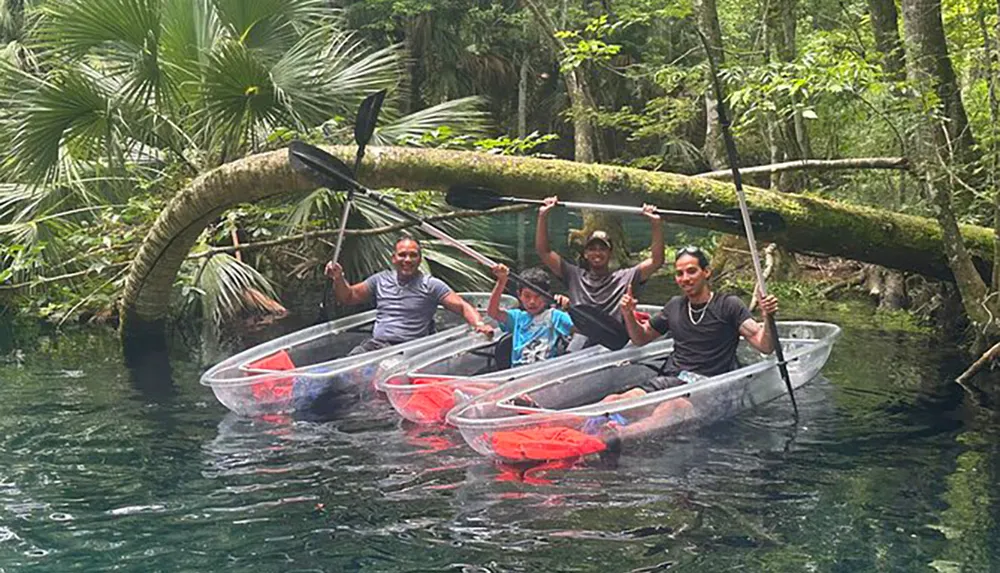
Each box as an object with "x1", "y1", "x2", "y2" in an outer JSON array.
[{"x1": 1, "y1": 325, "x2": 999, "y2": 571}]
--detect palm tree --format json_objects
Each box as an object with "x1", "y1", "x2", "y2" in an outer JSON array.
[{"x1": 0, "y1": 0, "x2": 495, "y2": 327}]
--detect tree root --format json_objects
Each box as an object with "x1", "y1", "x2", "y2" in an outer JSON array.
[{"x1": 820, "y1": 271, "x2": 866, "y2": 298}]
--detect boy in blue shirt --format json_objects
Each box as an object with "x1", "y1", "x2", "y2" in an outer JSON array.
[{"x1": 487, "y1": 264, "x2": 574, "y2": 366}]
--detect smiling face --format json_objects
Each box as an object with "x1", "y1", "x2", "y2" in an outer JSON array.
[
  {"x1": 391, "y1": 238, "x2": 422, "y2": 278},
  {"x1": 583, "y1": 242, "x2": 612, "y2": 271},
  {"x1": 674, "y1": 254, "x2": 711, "y2": 299}
]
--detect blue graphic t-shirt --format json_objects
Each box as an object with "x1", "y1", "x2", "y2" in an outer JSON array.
[{"x1": 501, "y1": 308, "x2": 574, "y2": 366}]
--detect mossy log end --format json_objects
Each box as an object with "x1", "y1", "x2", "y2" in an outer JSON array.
[{"x1": 119, "y1": 145, "x2": 992, "y2": 348}]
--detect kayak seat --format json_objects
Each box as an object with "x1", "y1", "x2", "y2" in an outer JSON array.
[
  {"x1": 247, "y1": 349, "x2": 296, "y2": 402},
  {"x1": 494, "y1": 333, "x2": 513, "y2": 370}
]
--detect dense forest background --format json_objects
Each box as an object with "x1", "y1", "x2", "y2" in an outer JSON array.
[{"x1": 2, "y1": 0, "x2": 1000, "y2": 348}]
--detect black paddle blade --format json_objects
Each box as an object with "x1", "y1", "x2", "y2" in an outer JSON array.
[
  {"x1": 354, "y1": 89, "x2": 387, "y2": 147},
  {"x1": 568, "y1": 304, "x2": 630, "y2": 350},
  {"x1": 720, "y1": 209, "x2": 786, "y2": 233},
  {"x1": 445, "y1": 184, "x2": 507, "y2": 211},
  {"x1": 288, "y1": 140, "x2": 358, "y2": 191}
]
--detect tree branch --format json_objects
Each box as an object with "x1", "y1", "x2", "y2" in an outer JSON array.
[
  {"x1": 185, "y1": 204, "x2": 531, "y2": 260},
  {"x1": 696, "y1": 157, "x2": 909, "y2": 179},
  {"x1": 0, "y1": 263, "x2": 132, "y2": 291},
  {"x1": 956, "y1": 339, "x2": 1000, "y2": 383},
  {"x1": 2, "y1": 204, "x2": 531, "y2": 292}
]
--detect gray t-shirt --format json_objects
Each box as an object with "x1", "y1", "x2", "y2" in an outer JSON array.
[
  {"x1": 363, "y1": 271, "x2": 453, "y2": 343},
  {"x1": 649, "y1": 293, "x2": 753, "y2": 376},
  {"x1": 559, "y1": 259, "x2": 644, "y2": 320}
]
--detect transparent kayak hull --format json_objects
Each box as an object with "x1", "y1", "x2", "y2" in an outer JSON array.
[
  {"x1": 446, "y1": 321, "x2": 840, "y2": 462},
  {"x1": 375, "y1": 305, "x2": 663, "y2": 425},
  {"x1": 200, "y1": 293, "x2": 514, "y2": 417}
]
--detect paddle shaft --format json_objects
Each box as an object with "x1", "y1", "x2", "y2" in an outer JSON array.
[
  {"x1": 488, "y1": 195, "x2": 744, "y2": 223},
  {"x1": 331, "y1": 90, "x2": 385, "y2": 266},
  {"x1": 361, "y1": 191, "x2": 559, "y2": 305},
  {"x1": 330, "y1": 195, "x2": 353, "y2": 264},
  {"x1": 700, "y1": 31, "x2": 797, "y2": 415}
]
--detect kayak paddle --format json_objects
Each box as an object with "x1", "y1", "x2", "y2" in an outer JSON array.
[
  {"x1": 288, "y1": 140, "x2": 631, "y2": 350},
  {"x1": 331, "y1": 89, "x2": 386, "y2": 266},
  {"x1": 699, "y1": 31, "x2": 798, "y2": 417},
  {"x1": 445, "y1": 184, "x2": 785, "y2": 233},
  {"x1": 321, "y1": 89, "x2": 387, "y2": 321}
]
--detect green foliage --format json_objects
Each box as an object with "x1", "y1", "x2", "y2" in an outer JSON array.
[
  {"x1": 555, "y1": 15, "x2": 624, "y2": 72},
  {"x1": 473, "y1": 132, "x2": 559, "y2": 156},
  {"x1": 0, "y1": 0, "x2": 499, "y2": 328}
]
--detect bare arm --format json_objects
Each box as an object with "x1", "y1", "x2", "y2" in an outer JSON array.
[
  {"x1": 441, "y1": 291, "x2": 493, "y2": 336},
  {"x1": 637, "y1": 204, "x2": 664, "y2": 282},
  {"x1": 325, "y1": 262, "x2": 372, "y2": 306},
  {"x1": 487, "y1": 264, "x2": 510, "y2": 324},
  {"x1": 739, "y1": 318, "x2": 774, "y2": 354},
  {"x1": 535, "y1": 196, "x2": 563, "y2": 278},
  {"x1": 739, "y1": 293, "x2": 779, "y2": 354},
  {"x1": 619, "y1": 284, "x2": 660, "y2": 346}
]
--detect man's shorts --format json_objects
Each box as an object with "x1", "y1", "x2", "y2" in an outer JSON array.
[
  {"x1": 347, "y1": 337, "x2": 394, "y2": 356},
  {"x1": 634, "y1": 375, "x2": 688, "y2": 393}
]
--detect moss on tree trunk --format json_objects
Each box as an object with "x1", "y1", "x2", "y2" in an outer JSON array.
[{"x1": 120, "y1": 145, "x2": 997, "y2": 355}]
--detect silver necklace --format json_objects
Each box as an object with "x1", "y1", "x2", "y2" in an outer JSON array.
[{"x1": 688, "y1": 292, "x2": 714, "y2": 326}]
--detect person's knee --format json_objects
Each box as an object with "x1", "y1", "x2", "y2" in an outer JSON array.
[{"x1": 600, "y1": 387, "x2": 647, "y2": 403}]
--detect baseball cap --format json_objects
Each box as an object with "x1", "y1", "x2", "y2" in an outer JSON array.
[{"x1": 585, "y1": 230, "x2": 613, "y2": 249}]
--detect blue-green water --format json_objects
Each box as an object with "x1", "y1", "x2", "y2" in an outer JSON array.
[{"x1": 1, "y1": 317, "x2": 998, "y2": 571}]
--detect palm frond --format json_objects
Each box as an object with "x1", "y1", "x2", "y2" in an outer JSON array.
[
  {"x1": 196, "y1": 253, "x2": 281, "y2": 326},
  {"x1": 269, "y1": 27, "x2": 350, "y2": 128},
  {"x1": 421, "y1": 239, "x2": 498, "y2": 291},
  {"x1": 2, "y1": 67, "x2": 116, "y2": 183},
  {"x1": 320, "y1": 35, "x2": 401, "y2": 115},
  {"x1": 194, "y1": 38, "x2": 285, "y2": 153},
  {"x1": 211, "y1": 0, "x2": 331, "y2": 52},
  {"x1": 373, "y1": 96, "x2": 491, "y2": 146},
  {"x1": 159, "y1": 0, "x2": 221, "y2": 107},
  {"x1": 283, "y1": 186, "x2": 342, "y2": 231},
  {"x1": 35, "y1": 0, "x2": 164, "y2": 106}
]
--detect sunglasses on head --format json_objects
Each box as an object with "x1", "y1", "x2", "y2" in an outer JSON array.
[{"x1": 674, "y1": 245, "x2": 710, "y2": 267}]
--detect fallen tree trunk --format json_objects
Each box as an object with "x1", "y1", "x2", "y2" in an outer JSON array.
[{"x1": 119, "y1": 146, "x2": 994, "y2": 350}]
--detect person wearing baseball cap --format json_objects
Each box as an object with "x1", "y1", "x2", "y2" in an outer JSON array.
[{"x1": 535, "y1": 196, "x2": 665, "y2": 347}]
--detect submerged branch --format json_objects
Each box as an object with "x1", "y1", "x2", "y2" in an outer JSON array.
[{"x1": 956, "y1": 340, "x2": 1000, "y2": 383}]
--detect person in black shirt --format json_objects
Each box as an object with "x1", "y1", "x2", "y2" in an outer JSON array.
[{"x1": 612, "y1": 246, "x2": 779, "y2": 400}]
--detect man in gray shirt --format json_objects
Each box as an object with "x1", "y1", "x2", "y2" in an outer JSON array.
[
  {"x1": 536, "y1": 195, "x2": 664, "y2": 347},
  {"x1": 324, "y1": 236, "x2": 494, "y2": 354}
]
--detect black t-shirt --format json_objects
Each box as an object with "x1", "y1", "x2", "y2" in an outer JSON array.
[
  {"x1": 559, "y1": 259, "x2": 644, "y2": 321},
  {"x1": 649, "y1": 293, "x2": 753, "y2": 376}
]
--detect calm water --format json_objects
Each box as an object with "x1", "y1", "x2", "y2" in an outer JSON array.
[{"x1": 1, "y1": 312, "x2": 998, "y2": 572}]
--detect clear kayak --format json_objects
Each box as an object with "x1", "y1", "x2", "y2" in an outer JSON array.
[
  {"x1": 446, "y1": 321, "x2": 840, "y2": 462},
  {"x1": 375, "y1": 305, "x2": 663, "y2": 424},
  {"x1": 200, "y1": 292, "x2": 515, "y2": 417}
]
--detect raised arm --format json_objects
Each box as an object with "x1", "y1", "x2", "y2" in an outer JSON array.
[
  {"x1": 637, "y1": 204, "x2": 664, "y2": 282},
  {"x1": 619, "y1": 284, "x2": 660, "y2": 346},
  {"x1": 441, "y1": 291, "x2": 494, "y2": 336},
  {"x1": 325, "y1": 262, "x2": 371, "y2": 306},
  {"x1": 487, "y1": 264, "x2": 510, "y2": 325},
  {"x1": 739, "y1": 292, "x2": 778, "y2": 354},
  {"x1": 535, "y1": 196, "x2": 564, "y2": 278}
]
